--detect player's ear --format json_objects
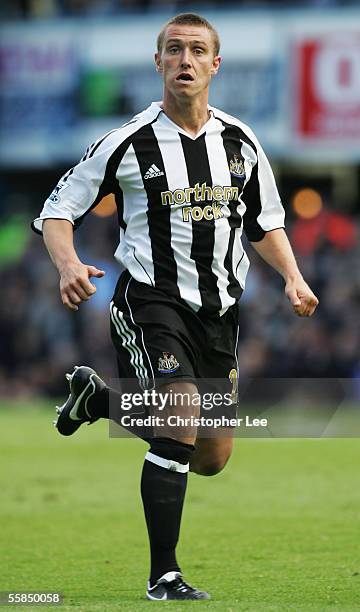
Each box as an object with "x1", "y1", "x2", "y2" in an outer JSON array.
[
  {"x1": 155, "y1": 52, "x2": 163, "y2": 73},
  {"x1": 210, "y1": 55, "x2": 221, "y2": 76}
]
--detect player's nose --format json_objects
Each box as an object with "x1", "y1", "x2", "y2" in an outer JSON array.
[{"x1": 180, "y1": 48, "x2": 192, "y2": 67}]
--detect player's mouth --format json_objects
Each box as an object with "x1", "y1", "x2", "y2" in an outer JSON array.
[{"x1": 176, "y1": 72, "x2": 194, "y2": 82}]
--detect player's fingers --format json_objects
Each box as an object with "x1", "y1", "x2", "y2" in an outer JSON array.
[
  {"x1": 65, "y1": 289, "x2": 83, "y2": 307},
  {"x1": 286, "y1": 288, "x2": 301, "y2": 307},
  {"x1": 297, "y1": 303, "x2": 316, "y2": 317},
  {"x1": 301, "y1": 295, "x2": 319, "y2": 317},
  {"x1": 293, "y1": 295, "x2": 312, "y2": 316},
  {"x1": 71, "y1": 281, "x2": 93, "y2": 300},
  {"x1": 292, "y1": 290, "x2": 319, "y2": 316},
  {"x1": 87, "y1": 265, "x2": 105, "y2": 279},
  {"x1": 61, "y1": 293, "x2": 79, "y2": 311},
  {"x1": 293, "y1": 303, "x2": 306, "y2": 316},
  {"x1": 65, "y1": 302, "x2": 78, "y2": 312},
  {"x1": 307, "y1": 301, "x2": 319, "y2": 316},
  {"x1": 74, "y1": 276, "x2": 97, "y2": 297}
]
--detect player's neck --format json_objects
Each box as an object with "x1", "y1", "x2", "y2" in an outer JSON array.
[{"x1": 161, "y1": 93, "x2": 210, "y2": 138}]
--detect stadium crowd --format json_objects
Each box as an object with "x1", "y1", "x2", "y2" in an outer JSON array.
[
  {"x1": 1, "y1": 0, "x2": 357, "y2": 20},
  {"x1": 0, "y1": 203, "x2": 358, "y2": 398}
]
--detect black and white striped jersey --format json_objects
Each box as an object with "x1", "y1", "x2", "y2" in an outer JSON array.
[{"x1": 32, "y1": 101, "x2": 285, "y2": 314}]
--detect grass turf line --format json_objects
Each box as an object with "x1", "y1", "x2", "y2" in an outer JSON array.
[{"x1": 0, "y1": 404, "x2": 359, "y2": 611}]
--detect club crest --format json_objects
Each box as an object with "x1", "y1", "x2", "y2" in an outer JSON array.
[
  {"x1": 229, "y1": 154, "x2": 245, "y2": 179},
  {"x1": 158, "y1": 352, "x2": 180, "y2": 374},
  {"x1": 48, "y1": 182, "x2": 68, "y2": 203}
]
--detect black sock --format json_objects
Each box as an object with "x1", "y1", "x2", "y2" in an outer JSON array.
[
  {"x1": 88, "y1": 386, "x2": 143, "y2": 420},
  {"x1": 141, "y1": 461, "x2": 187, "y2": 585},
  {"x1": 87, "y1": 386, "x2": 148, "y2": 437},
  {"x1": 141, "y1": 439, "x2": 194, "y2": 586}
]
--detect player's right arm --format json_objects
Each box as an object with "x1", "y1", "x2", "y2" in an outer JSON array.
[
  {"x1": 32, "y1": 129, "x2": 128, "y2": 310},
  {"x1": 43, "y1": 219, "x2": 105, "y2": 311},
  {"x1": 33, "y1": 117, "x2": 146, "y2": 309}
]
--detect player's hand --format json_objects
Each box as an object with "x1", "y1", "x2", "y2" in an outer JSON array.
[
  {"x1": 285, "y1": 276, "x2": 319, "y2": 317},
  {"x1": 59, "y1": 262, "x2": 105, "y2": 311}
]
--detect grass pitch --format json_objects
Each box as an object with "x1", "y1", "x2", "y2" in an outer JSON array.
[{"x1": 1, "y1": 403, "x2": 360, "y2": 611}]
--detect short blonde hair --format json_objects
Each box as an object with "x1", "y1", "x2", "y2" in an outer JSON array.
[{"x1": 157, "y1": 13, "x2": 220, "y2": 57}]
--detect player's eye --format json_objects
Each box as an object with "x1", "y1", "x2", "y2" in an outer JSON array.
[
  {"x1": 194, "y1": 47, "x2": 205, "y2": 55},
  {"x1": 168, "y1": 46, "x2": 180, "y2": 54}
]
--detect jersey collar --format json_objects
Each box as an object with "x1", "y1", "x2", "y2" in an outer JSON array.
[{"x1": 150, "y1": 101, "x2": 215, "y2": 141}]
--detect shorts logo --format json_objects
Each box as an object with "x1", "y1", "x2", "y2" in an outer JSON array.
[
  {"x1": 48, "y1": 182, "x2": 68, "y2": 203},
  {"x1": 229, "y1": 155, "x2": 246, "y2": 179},
  {"x1": 158, "y1": 352, "x2": 180, "y2": 374}
]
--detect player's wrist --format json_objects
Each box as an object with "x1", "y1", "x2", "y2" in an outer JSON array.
[
  {"x1": 283, "y1": 270, "x2": 303, "y2": 284},
  {"x1": 57, "y1": 256, "x2": 83, "y2": 275}
]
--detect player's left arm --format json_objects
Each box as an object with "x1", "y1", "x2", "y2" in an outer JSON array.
[
  {"x1": 239, "y1": 124, "x2": 318, "y2": 317},
  {"x1": 250, "y1": 228, "x2": 319, "y2": 317}
]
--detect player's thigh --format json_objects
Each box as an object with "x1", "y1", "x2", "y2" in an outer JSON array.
[
  {"x1": 198, "y1": 303, "x2": 239, "y2": 381},
  {"x1": 153, "y1": 380, "x2": 200, "y2": 445},
  {"x1": 197, "y1": 304, "x2": 239, "y2": 425}
]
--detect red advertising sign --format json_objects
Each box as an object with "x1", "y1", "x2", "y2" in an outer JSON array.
[{"x1": 297, "y1": 35, "x2": 360, "y2": 139}]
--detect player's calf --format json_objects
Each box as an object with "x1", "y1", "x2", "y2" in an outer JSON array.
[
  {"x1": 190, "y1": 456, "x2": 229, "y2": 476},
  {"x1": 190, "y1": 435, "x2": 233, "y2": 476}
]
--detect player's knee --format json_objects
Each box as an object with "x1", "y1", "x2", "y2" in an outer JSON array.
[{"x1": 191, "y1": 452, "x2": 231, "y2": 477}]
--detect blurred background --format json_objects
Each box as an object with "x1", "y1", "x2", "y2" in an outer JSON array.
[{"x1": 0, "y1": 0, "x2": 359, "y2": 399}]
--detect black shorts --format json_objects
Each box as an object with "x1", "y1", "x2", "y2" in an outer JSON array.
[{"x1": 110, "y1": 270, "x2": 239, "y2": 397}]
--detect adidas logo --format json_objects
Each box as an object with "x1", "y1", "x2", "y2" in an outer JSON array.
[{"x1": 144, "y1": 164, "x2": 164, "y2": 180}]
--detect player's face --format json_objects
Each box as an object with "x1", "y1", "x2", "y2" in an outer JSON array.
[{"x1": 155, "y1": 25, "x2": 221, "y2": 100}]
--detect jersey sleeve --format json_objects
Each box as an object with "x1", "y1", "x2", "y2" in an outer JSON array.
[
  {"x1": 241, "y1": 133, "x2": 285, "y2": 242},
  {"x1": 31, "y1": 130, "x2": 126, "y2": 235}
]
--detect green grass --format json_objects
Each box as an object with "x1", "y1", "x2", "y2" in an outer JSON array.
[{"x1": 0, "y1": 403, "x2": 360, "y2": 611}]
